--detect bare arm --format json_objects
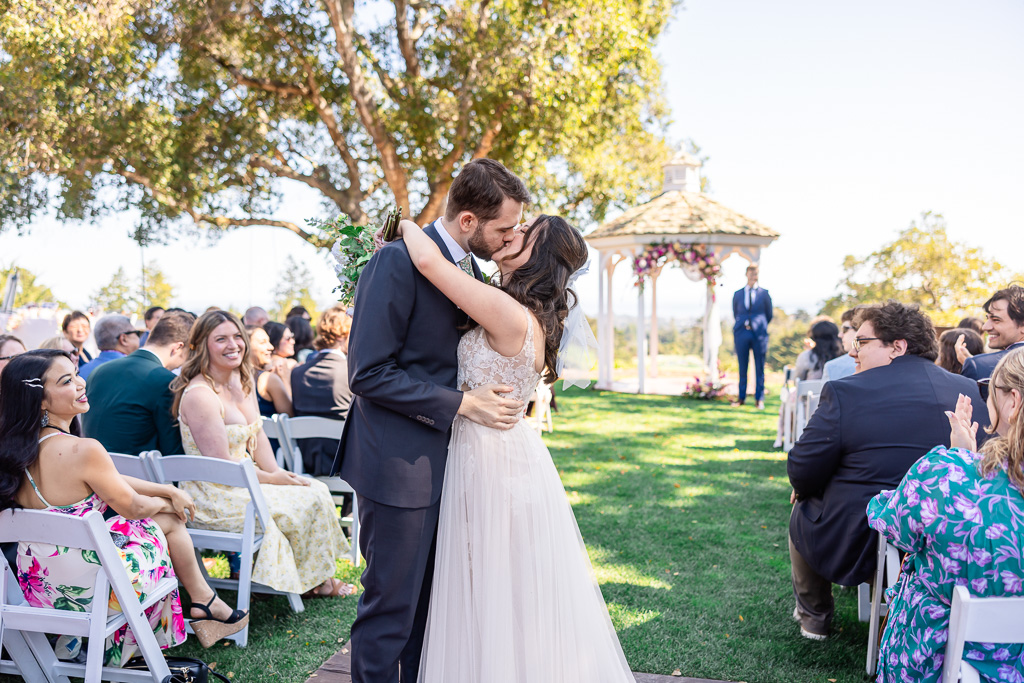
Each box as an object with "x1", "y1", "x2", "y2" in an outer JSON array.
[
  {"x1": 79, "y1": 440, "x2": 172, "y2": 520},
  {"x1": 178, "y1": 387, "x2": 233, "y2": 460},
  {"x1": 250, "y1": 394, "x2": 309, "y2": 486},
  {"x1": 260, "y1": 371, "x2": 294, "y2": 416},
  {"x1": 399, "y1": 219, "x2": 529, "y2": 357}
]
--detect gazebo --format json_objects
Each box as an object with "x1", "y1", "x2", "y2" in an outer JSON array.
[{"x1": 586, "y1": 150, "x2": 780, "y2": 393}]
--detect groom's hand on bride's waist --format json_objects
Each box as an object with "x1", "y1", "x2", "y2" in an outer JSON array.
[{"x1": 458, "y1": 384, "x2": 522, "y2": 430}]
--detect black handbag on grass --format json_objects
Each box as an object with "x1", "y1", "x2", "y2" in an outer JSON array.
[{"x1": 122, "y1": 655, "x2": 230, "y2": 683}]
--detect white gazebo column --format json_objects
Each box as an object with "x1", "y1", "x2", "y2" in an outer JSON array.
[
  {"x1": 649, "y1": 269, "x2": 660, "y2": 379},
  {"x1": 603, "y1": 255, "x2": 619, "y2": 390},
  {"x1": 703, "y1": 281, "x2": 722, "y2": 378},
  {"x1": 597, "y1": 250, "x2": 610, "y2": 389},
  {"x1": 636, "y1": 273, "x2": 646, "y2": 395}
]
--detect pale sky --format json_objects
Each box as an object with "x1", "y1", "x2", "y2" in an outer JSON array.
[{"x1": 2, "y1": 0, "x2": 1022, "y2": 324}]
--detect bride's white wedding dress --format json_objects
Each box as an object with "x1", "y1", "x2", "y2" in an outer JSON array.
[{"x1": 419, "y1": 308, "x2": 635, "y2": 682}]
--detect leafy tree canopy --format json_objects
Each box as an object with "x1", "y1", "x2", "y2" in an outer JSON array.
[
  {"x1": 821, "y1": 212, "x2": 1023, "y2": 326},
  {"x1": 0, "y1": 265, "x2": 66, "y2": 308},
  {"x1": 91, "y1": 261, "x2": 176, "y2": 317},
  {"x1": 0, "y1": 0, "x2": 674, "y2": 248},
  {"x1": 272, "y1": 254, "x2": 320, "y2": 321}
]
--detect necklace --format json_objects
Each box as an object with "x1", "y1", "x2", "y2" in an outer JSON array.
[{"x1": 42, "y1": 425, "x2": 72, "y2": 436}]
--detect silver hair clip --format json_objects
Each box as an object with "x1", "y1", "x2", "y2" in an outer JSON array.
[{"x1": 22, "y1": 378, "x2": 43, "y2": 388}]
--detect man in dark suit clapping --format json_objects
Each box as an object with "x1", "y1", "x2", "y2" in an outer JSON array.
[
  {"x1": 82, "y1": 311, "x2": 195, "y2": 456},
  {"x1": 786, "y1": 301, "x2": 989, "y2": 640},
  {"x1": 732, "y1": 264, "x2": 772, "y2": 408}
]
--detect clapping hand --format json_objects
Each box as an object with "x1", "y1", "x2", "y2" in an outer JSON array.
[
  {"x1": 954, "y1": 334, "x2": 974, "y2": 365},
  {"x1": 945, "y1": 393, "x2": 979, "y2": 452}
]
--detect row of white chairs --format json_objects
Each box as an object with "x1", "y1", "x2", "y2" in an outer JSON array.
[{"x1": 780, "y1": 367, "x2": 824, "y2": 451}]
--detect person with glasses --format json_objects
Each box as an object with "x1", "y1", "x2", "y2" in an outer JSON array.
[
  {"x1": 821, "y1": 308, "x2": 860, "y2": 382},
  {"x1": 78, "y1": 314, "x2": 142, "y2": 381},
  {"x1": 960, "y1": 285, "x2": 1024, "y2": 400},
  {"x1": 263, "y1": 320, "x2": 298, "y2": 394},
  {"x1": 0, "y1": 334, "x2": 27, "y2": 379},
  {"x1": 786, "y1": 301, "x2": 989, "y2": 641}
]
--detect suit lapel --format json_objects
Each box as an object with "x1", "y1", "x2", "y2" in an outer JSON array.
[{"x1": 425, "y1": 220, "x2": 457, "y2": 266}]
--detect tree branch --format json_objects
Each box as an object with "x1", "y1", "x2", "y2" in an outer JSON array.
[
  {"x1": 249, "y1": 154, "x2": 349, "y2": 210},
  {"x1": 393, "y1": 0, "x2": 420, "y2": 78},
  {"x1": 198, "y1": 47, "x2": 308, "y2": 99}
]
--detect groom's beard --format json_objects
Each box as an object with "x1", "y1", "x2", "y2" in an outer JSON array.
[{"x1": 467, "y1": 226, "x2": 501, "y2": 261}]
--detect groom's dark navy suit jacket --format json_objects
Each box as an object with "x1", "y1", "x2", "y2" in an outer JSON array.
[{"x1": 331, "y1": 224, "x2": 476, "y2": 509}]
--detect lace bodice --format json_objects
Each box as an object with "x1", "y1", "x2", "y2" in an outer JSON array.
[{"x1": 457, "y1": 307, "x2": 543, "y2": 404}]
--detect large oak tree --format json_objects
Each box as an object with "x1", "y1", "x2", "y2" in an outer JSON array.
[{"x1": 0, "y1": 0, "x2": 673, "y2": 247}]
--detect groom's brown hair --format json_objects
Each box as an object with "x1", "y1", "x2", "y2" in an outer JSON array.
[{"x1": 445, "y1": 159, "x2": 530, "y2": 222}]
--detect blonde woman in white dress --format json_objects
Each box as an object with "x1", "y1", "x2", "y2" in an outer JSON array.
[
  {"x1": 396, "y1": 216, "x2": 635, "y2": 683},
  {"x1": 171, "y1": 310, "x2": 353, "y2": 598}
]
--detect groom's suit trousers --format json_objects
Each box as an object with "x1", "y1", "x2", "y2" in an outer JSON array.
[{"x1": 349, "y1": 494, "x2": 440, "y2": 683}]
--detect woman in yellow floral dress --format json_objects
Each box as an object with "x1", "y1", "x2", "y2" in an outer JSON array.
[{"x1": 171, "y1": 311, "x2": 353, "y2": 597}]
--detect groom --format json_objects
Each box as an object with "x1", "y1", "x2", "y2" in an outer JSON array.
[{"x1": 332, "y1": 159, "x2": 531, "y2": 683}]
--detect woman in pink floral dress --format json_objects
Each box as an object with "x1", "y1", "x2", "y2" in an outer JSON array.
[{"x1": 0, "y1": 350, "x2": 248, "y2": 666}]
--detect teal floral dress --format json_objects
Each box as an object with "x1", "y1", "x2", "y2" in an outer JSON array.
[
  {"x1": 16, "y1": 463, "x2": 187, "y2": 666},
  {"x1": 867, "y1": 446, "x2": 1024, "y2": 682}
]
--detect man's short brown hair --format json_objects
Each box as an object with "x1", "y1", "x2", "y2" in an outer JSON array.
[
  {"x1": 445, "y1": 158, "x2": 531, "y2": 222},
  {"x1": 147, "y1": 311, "x2": 196, "y2": 347},
  {"x1": 984, "y1": 285, "x2": 1024, "y2": 326},
  {"x1": 314, "y1": 305, "x2": 353, "y2": 351},
  {"x1": 853, "y1": 301, "x2": 939, "y2": 361}
]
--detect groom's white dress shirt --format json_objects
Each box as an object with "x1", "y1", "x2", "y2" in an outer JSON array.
[
  {"x1": 744, "y1": 285, "x2": 760, "y2": 309},
  {"x1": 434, "y1": 218, "x2": 470, "y2": 263}
]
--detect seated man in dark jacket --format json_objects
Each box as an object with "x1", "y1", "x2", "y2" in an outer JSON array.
[
  {"x1": 787, "y1": 301, "x2": 989, "y2": 640},
  {"x1": 291, "y1": 304, "x2": 354, "y2": 476}
]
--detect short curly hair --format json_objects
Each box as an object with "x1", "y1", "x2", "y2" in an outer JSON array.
[
  {"x1": 853, "y1": 301, "x2": 939, "y2": 361},
  {"x1": 314, "y1": 305, "x2": 353, "y2": 351}
]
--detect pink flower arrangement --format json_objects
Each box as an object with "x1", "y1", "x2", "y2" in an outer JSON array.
[
  {"x1": 632, "y1": 241, "x2": 721, "y2": 288},
  {"x1": 682, "y1": 373, "x2": 730, "y2": 400}
]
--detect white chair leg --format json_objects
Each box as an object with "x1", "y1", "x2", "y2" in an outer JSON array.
[
  {"x1": 2, "y1": 628, "x2": 50, "y2": 682},
  {"x1": 287, "y1": 591, "x2": 304, "y2": 613},
  {"x1": 866, "y1": 533, "x2": 888, "y2": 676},
  {"x1": 857, "y1": 583, "x2": 871, "y2": 622}
]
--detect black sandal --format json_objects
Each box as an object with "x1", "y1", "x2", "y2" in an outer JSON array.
[{"x1": 189, "y1": 594, "x2": 249, "y2": 648}]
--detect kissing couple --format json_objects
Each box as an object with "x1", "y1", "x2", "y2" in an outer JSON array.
[{"x1": 331, "y1": 158, "x2": 635, "y2": 683}]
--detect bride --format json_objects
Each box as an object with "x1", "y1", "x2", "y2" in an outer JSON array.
[{"x1": 396, "y1": 215, "x2": 635, "y2": 683}]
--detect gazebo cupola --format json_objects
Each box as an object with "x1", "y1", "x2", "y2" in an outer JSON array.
[{"x1": 585, "y1": 147, "x2": 780, "y2": 394}]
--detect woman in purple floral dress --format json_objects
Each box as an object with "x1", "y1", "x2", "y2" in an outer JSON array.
[
  {"x1": 867, "y1": 347, "x2": 1024, "y2": 682},
  {"x1": 0, "y1": 350, "x2": 248, "y2": 666}
]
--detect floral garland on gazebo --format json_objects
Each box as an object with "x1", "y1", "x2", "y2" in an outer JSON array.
[{"x1": 632, "y1": 241, "x2": 721, "y2": 289}]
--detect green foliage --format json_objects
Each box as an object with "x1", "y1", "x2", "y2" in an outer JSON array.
[
  {"x1": 91, "y1": 262, "x2": 176, "y2": 317},
  {"x1": 0, "y1": 265, "x2": 65, "y2": 308},
  {"x1": 766, "y1": 308, "x2": 814, "y2": 371},
  {"x1": 821, "y1": 212, "x2": 1023, "y2": 326},
  {"x1": 316, "y1": 207, "x2": 400, "y2": 306},
  {"x1": 271, "y1": 255, "x2": 319, "y2": 322},
  {"x1": 1, "y1": 0, "x2": 673, "y2": 247}
]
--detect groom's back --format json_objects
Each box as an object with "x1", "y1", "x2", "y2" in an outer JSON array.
[{"x1": 332, "y1": 230, "x2": 468, "y2": 508}]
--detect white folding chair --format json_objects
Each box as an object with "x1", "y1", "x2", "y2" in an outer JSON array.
[
  {"x1": 529, "y1": 383, "x2": 554, "y2": 433},
  {"x1": 260, "y1": 414, "x2": 295, "y2": 470},
  {"x1": 0, "y1": 509, "x2": 175, "y2": 682},
  {"x1": 781, "y1": 366, "x2": 796, "y2": 450},
  {"x1": 943, "y1": 584, "x2": 1024, "y2": 683},
  {"x1": 0, "y1": 569, "x2": 52, "y2": 682},
  {"x1": 793, "y1": 379, "x2": 825, "y2": 444},
  {"x1": 277, "y1": 415, "x2": 360, "y2": 565},
  {"x1": 148, "y1": 453, "x2": 304, "y2": 647},
  {"x1": 107, "y1": 452, "x2": 159, "y2": 482},
  {"x1": 865, "y1": 532, "x2": 902, "y2": 675}
]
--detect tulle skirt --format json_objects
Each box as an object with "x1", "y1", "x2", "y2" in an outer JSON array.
[{"x1": 419, "y1": 417, "x2": 635, "y2": 683}]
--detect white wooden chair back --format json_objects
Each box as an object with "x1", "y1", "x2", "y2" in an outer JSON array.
[
  {"x1": 943, "y1": 584, "x2": 1024, "y2": 683},
  {"x1": 149, "y1": 453, "x2": 303, "y2": 646},
  {"x1": 793, "y1": 379, "x2": 825, "y2": 444},
  {"x1": 276, "y1": 415, "x2": 360, "y2": 565},
  {"x1": 260, "y1": 414, "x2": 297, "y2": 470},
  {"x1": 0, "y1": 508, "x2": 174, "y2": 682},
  {"x1": 107, "y1": 451, "x2": 158, "y2": 482},
  {"x1": 865, "y1": 532, "x2": 902, "y2": 675}
]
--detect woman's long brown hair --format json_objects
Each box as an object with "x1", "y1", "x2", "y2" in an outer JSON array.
[
  {"x1": 493, "y1": 215, "x2": 589, "y2": 384},
  {"x1": 978, "y1": 347, "x2": 1024, "y2": 490},
  {"x1": 171, "y1": 310, "x2": 255, "y2": 416}
]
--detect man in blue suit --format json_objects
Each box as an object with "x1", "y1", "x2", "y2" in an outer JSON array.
[
  {"x1": 332, "y1": 159, "x2": 529, "y2": 683},
  {"x1": 732, "y1": 264, "x2": 773, "y2": 408},
  {"x1": 960, "y1": 285, "x2": 1024, "y2": 400}
]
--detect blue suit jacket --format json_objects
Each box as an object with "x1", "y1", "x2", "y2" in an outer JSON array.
[
  {"x1": 330, "y1": 224, "x2": 479, "y2": 508},
  {"x1": 961, "y1": 341, "x2": 1024, "y2": 385},
  {"x1": 788, "y1": 355, "x2": 990, "y2": 586},
  {"x1": 732, "y1": 287, "x2": 772, "y2": 335}
]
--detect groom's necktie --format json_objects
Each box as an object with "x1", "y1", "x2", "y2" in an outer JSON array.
[{"x1": 458, "y1": 255, "x2": 474, "y2": 276}]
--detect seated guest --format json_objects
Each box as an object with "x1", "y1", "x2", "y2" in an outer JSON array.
[
  {"x1": 787, "y1": 301, "x2": 989, "y2": 640},
  {"x1": 62, "y1": 310, "x2": 93, "y2": 367},
  {"x1": 773, "y1": 321, "x2": 842, "y2": 448},
  {"x1": 79, "y1": 315, "x2": 141, "y2": 381},
  {"x1": 286, "y1": 315, "x2": 316, "y2": 363},
  {"x1": 172, "y1": 311, "x2": 353, "y2": 597},
  {"x1": 82, "y1": 311, "x2": 195, "y2": 456},
  {"x1": 38, "y1": 335, "x2": 78, "y2": 359},
  {"x1": 247, "y1": 325, "x2": 293, "y2": 418},
  {"x1": 821, "y1": 309, "x2": 858, "y2": 382},
  {"x1": 263, "y1": 321, "x2": 297, "y2": 393},
  {"x1": 0, "y1": 334, "x2": 26, "y2": 379},
  {"x1": 287, "y1": 305, "x2": 311, "y2": 321},
  {"x1": 139, "y1": 305, "x2": 165, "y2": 346},
  {"x1": 957, "y1": 315, "x2": 984, "y2": 334},
  {"x1": 242, "y1": 306, "x2": 270, "y2": 327},
  {"x1": 961, "y1": 285, "x2": 1024, "y2": 399},
  {"x1": 0, "y1": 351, "x2": 248, "y2": 660},
  {"x1": 291, "y1": 305, "x2": 353, "y2": 476},
  {"x1": 937, "y1": 327, "x2": 984, "y2": 375},
  {"x1": 868, "y1": 348, "x2": 1024, "y2": 682}
]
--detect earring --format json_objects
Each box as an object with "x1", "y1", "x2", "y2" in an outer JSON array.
[{"x1": 41, "y1": 409, "x2": 49, "y2": 428}]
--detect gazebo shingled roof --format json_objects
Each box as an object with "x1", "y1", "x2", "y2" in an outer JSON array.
[{"x1": 588, "y1": 191, "x2": 779, "y2": 241}]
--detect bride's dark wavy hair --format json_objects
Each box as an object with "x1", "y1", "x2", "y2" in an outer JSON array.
[
  {"x1": 492, "y1": 215, "x2": 589, "y2": 384},
  {"x1": 0, "y1": 350, "x2": 80, "y2": 512}
]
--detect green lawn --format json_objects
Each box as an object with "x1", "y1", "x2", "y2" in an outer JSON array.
[{"x1": 3, "y1": 388, "x2": 871, "y2": 683}]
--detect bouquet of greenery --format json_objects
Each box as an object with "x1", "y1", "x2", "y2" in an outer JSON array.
[{"x1": 311, "y1": 206, "x2": 402, "y2": 306}]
